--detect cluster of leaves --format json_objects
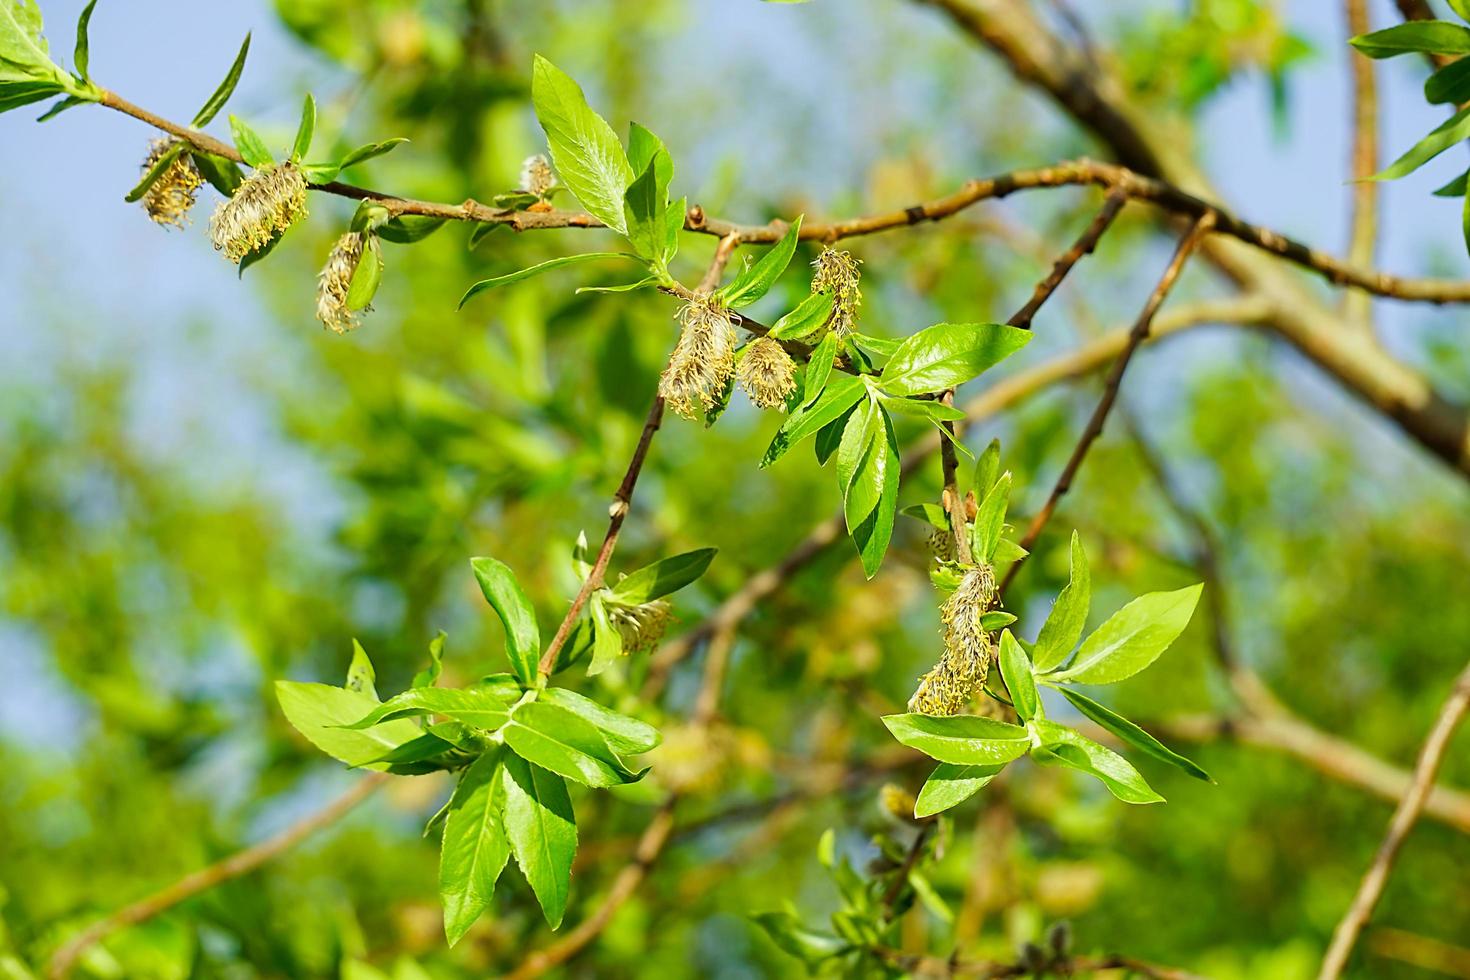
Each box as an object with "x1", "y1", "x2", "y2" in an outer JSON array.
[
  {"x1": 1351, "y1": 6, "x2": 1470, "y2": 253},
  {"x1": 0, "y1": 0, "x2": 98, "y2": 118},
  {"x1": 885, "y1": 532, "x2": 1209, "y2": 815},
  {"x1": 275, "y1": 547, "x2": 713, "y2": 943}
]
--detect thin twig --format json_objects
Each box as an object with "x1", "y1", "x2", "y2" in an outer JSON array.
[
  {"x1": 92, "y1": 88, "x2": 1470, "y2": 305},
  {"x1": 1317, "y1": 658, "x2": 1470, "y2": 980},
  {"x1": 1344, "y1": 0, "x2": 1380, "y2": 328},
  {"x1": 1003, "y1": 213, "x2": 1216, "y2": 590},
  {"x1": 46, "y1": 773, "x2": 388, "y2": 979},
  {"x1": 535, "y1": 394, "x2": 665, "y2": 677},
  {"x1": 1007, "y1": 189, "x2": 1129, "y2": 330}
]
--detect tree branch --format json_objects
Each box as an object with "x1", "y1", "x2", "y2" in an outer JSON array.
[
  {"x1": 1317, "y1": 658, "x2": 1470, "y2": 980},
  {"x1": 1344, "y1": 0, "x2": 1381, "y2": 328}
]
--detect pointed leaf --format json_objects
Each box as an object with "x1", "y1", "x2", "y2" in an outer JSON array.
[
  {"x1": 1052, "y1": 584, "x2": 1202, "y2": 684},
  {"x1": 914, "y1": 762, "x2": 1004, "y2": 818},
  {"x1": 878, "y1": 323, "x2": 1031, "y2": 397},
  {"x1": 719, "y1": 216, "x2": 803, "y2": 308},
  {"x1": 275, "y1": 681, "x2": 420, "y2": 770},
  {"x1": 1033, "y1": 531, "x2": 1090, "y2": 671},
  {"x1": 997, "y1": 630, "x2": 1040, "y2": 723},
  {"x1": 1373, "y1": 106, "x2": 1470, "y2": 181},
  {"x1": 540, "y1": 687, "x2": 661, "y2": 755},
  {"x1": 770, "y1": 291, "x2": 834, "y2": 341},
  {"x1": 341, "y1": 687, "x2": 514, "y2": 732},
  {"x1": 881, "y1": 713, "x2": 1031, "y2": 766},
  {"x1": 228, "y1": 113, "x2": 272, "y2": 168},
  {"x1": 1350, "y1": 22, "x2": 1470, "y2": 59},
  {"x1": 440, "y1": 750, "x2": 511, "y2": 945},
  {"x1": 458, "y1": 253, "x2": 645, "y2": 309},
  {"x1": 501, "y1": 753, "x2": 576, "y2": 928},
  {"x1": 193, "y1": 34, "x2": 250, "y2": 126},
  {"x1": 503, "y1": 701, "x2": 643, "y2": 787},
  {"x1": 469, "y1": 556, "x2": 541, "y2": 684},
  {"x1": 290, "y1": 92, "x2": 315, "y2": 162},
  {"x1": 530, "y1": 55, "x2": 633, "y2": 233},
  {"x1": 1029, "y1": 719, "x2": 1164, "y2": 804},
  {"x1": 610, "y1": 548, "x2": 716, "y2": 604},
  {"x1": 1055, "y1": 686, "x2": 1211, "y2": 783}
]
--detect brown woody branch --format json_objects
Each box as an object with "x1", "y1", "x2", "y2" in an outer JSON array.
[{"x1": 1344, "y1": 0, "x2": 1381, "y2": 328}]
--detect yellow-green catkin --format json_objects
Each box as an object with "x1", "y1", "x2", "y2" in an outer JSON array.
[
  {"x1": 605, "y1": 597, "x2": 673, "y2": 654},
  {"x1": 737, "y1": 336, "x2": 798, "y2": 409},
  {"x1": 908, "y1": 564, "x2": 998, "y2": 716},
  {"x1": 316, "y1": 232, "x2": 367, "y2": 334},
  {"x1": 208, "y1": 162, "x2": 308, "y2": 263},
  {"x1": 519, "y1": 153, "x2": 556, "y2": 197},
  {"x1": 138, "y1": 139, "x2": 204, "y2": 229},
  {"x1": 811, "y1": 247, "x2": 862, "y2": 337},
  {"x1": 659, "y1": 297, "x2": 738, "y2": 420}
]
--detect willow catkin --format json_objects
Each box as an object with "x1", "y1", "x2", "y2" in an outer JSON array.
[
  {"x1": 315, "y1": 232, "x2": 368, "y2": 334},
  {"x1": 208, "y1": 162, "x2": 308, "y2": 263},
  {"x1": 659, "y1": 297, "x2": 738, "y2": 420},
  {"x1": 811, "y1": 247, "x2": 862, "y2": 337},
  {"x1": 908, "y1": 564, "x2": 998, "y2": 716},
  {"x1": 138, "y1": 139, "x2": 204, "y2": 229},
  {"x1": 737, "y1": 336, "x2": 798, "y2": 409}
]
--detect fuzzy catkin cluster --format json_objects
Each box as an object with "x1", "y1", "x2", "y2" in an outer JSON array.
[
  {"x1": 659, "y1": 297, "x2": 738, "y2": 420},
  {"x1": 209, "y1": 162, "x2": 308, "y2": 263},
  {"x1": 737, "y1": 336, "x2": 798, "y2": 409},
  {"x1": 908, "y1": 564, "x2": 998, "y2": 716},
  {"x1": 316, "y1": 232, "x2": 368, "y2": 333},
  {"x1": 605, "y1": 597, "x2": 672, "y2": 654},
  {"x1": 138, "y1": 139, "x2": 204, "y2": 229},
  {"x1": 519, "y1": 154, "x2": 556, "y2": 197},
  {"x1": 811, "y1": 247, "x2": 862, "y2": 337}
]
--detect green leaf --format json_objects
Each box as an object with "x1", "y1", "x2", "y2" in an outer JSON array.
[
  {"x1": 413, "y1": 632, "x2": 446, "y2": 689},
  {"x1": 1374, "y1": 106, "x2": 1470, "y2": 181},
  {"x1": 340, "y1": 687, "x2": 514, "y2": 732},
  {"x1": 973, "y1": 438, "x2": 1001, "y2": 494},
  {"x1": 1051, "y1": 584, "x2": 1202, "y2": 685},
  {"x1": 191, "y1": 151, "x2": 242, "y2": 195},
  {"x1": 275, "y1": 681, "x2": 421, "y2": 770},
  {"x1": 878, "y1": 323, "x2": 1031, "y2": 397},
  {"x1": 761, "y1": 372, "x2": 865, "y2": 467},
  {"x1": 852, "y1": 333, "x2": 904, "y2": 358},
  {"x1": 0, "y1": 0, "x2": 92, "y2": 116},
  {"x1": 610, "y1": 548, "x2": 717, "y2": 604},
  {"x1": 345, "y1": 235, "x2": 384, "y2": 311},
  {"x1": 1426, "y1": 55, "x2": 1470, "y2": 105},
  {"x1": 192, "y1": 34, "x2": 250, "y2": 126},
  {"x1": 901, "y1": 501, "x2": 949, "y2": 532},
  {"x1": 361, "y1": 725, "x2": 463, "y2": 771},
  {"x1": 751, "y1": 911, "x2": 848, "y2": 967},
  {"x1": 290, "y1": 92, "x2": 315, "y2": 162},
  {"x1": 345, "y1": 639, "x2": 378, "y2": 699},
  {"x1": 1033, "y1": 531, "x2": 1090, "y2": 671},
  {"x1": 1350, "y1": 22, "x2": 1470, "y2": 59},
  {"x1": 503, "y1": 701, "x2": 644, "y2": 787},
  {"x1": 72, "y1": 0, "x2": 95, "y2": 81},
  {"x1": 972, "y1": 471, "x2": 1011, "y2": 563},
  {"x1": 769, "y1": 291, "x2": 834, "y2": 341},
  {"x1": 623, "y1": 157, "x2": 667, "y2": 265},
  {"x1": 663, "y1": 195, "x2": 685, "y2": 259},
  {"x1": 439, "y1": 749, "x2": 511, "y2": 945},
  {"x1": 1029, "y1": 718, "x2": 1164, "y2": 804},
  {"x1": 719, "y1": 216, "x2": 803, "y2": 308},
  {"x1": 124, "y1": 140, "x2": 188, "y2": 203},
  {"x1": 237, "y1": 228, "x2": 283, "y2": 276},
  {"x1": 501, "y1": 753, "x2": 576, "y2": 928},
  {"x1": 997, "y1": 630, "x2": 1040, "y2": 723},
  {"x1": 801, "y1": 330, "x2": 838, "y2": 406},
  {"x1": 627, "y1": 121, "x2": 673, "y2": 196},
  {"x1": 530, "y1": 55, "x2": 633, "y2": 233},
  {"x1": 881, "y1": 713, "x2": 1031, "y2": 765},
  {"x1": 1055, "y1": 687, "x2": 1211, "y2": 783},
  {"x1": 377, "y1": 215, "x2": 445, "y2": 244},
  {"x1": 813, "y1": 405, "x2": 852, "y2": 466},
  {"x1": 915, "y1": 762, "x2": 1004, "y2": 817},
  {"x1": 338, "y1": 137, "x2": 408, "y2": 170},
  {"x1": 836, "y1": 398, "x2": 899, "y2": 578},
  {"x1": 586, "y1": 593, "x2": 623, "y2": 678},
  {"x1": 1452, "y1": 0, "x2": 1470, "y2": 21},
  {"x1": 540, "y1": 687, "x2": 661, "y2": 755},
  {"x1": 980, "y1": 610, "x2": 1016, "y2": 631},
  {"x1": 228, "y1": 113, "x2": 272, "y2": 168},
  {"x1": 34, "y1": 92, "x2": 84, "y2": 121},
  {"x1": 458, "y1": 253, "x2": 645, "y2": 309},
  {"x1": 469, "y1": 556, "x2": 541, "y2": 684}
]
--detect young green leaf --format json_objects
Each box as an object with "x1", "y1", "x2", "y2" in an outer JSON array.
[
  {"x1": 377, "y1": 215, "x2": 445, "y2": 244},
  {"x1": 801, "y1": 331, "x2": 838, "y2": 406},
  {"x1": 1029, "y1": 719, "x2": 1164, "y2": 804},
  {"x1": 458, "y1": 253, "x2": 646, "y2": 309},
  {"x1": 413, "y1": 631, "x2": 447, "y2": 689},
  {"x1": 879, "y1": 395, "x2": 966, "y2": 422},
  {"x1": 623, "y1": 157, "x2": 666, "y2": 266},
  {"x1": 338, "y1": 137, "x2": 408, "y2": 170},
  {"x1": 626, "y1": 121, "x2": 673, "y2": 198},
  {"x1": 971, "y1": 471, "x2": 1011, "y2": 563},
  {"x1": 610, "y1": 548, "x2": 717, "y2": 604},
  {"x1": 852, "y1": 333, "x2": 904, "y2": 359},
  {"x1": 72, "y1": 0, "x2": 96, "y2": 81},
  {"x1": 503, "y1": 701, "x2": 644, "y2": 787},
  {"x1": 719, "y1": 216, "x2": 803, "y2": 308},
  {"x1": 0, "y1": 0, "x2": 95, "y2": 116},
  {"x1": 1373, "y1": 105, "x2": 1470, "y2": 181},
  {"x1": 997, "y1": 630, "x2": 1040, "y2": 722},
  {"x1": 345, "y1": 639, "x2": 379, "y2": 699},
  {"x1": 440, "y1": 749, "x2": 511, "y2": 945},
  {"x1": 1426, "y1": 56, "x2": 1470, "y2": 105},
  {"x1": 769, "y1": 291, "x2": 834, "y2": 342},
  {"x1": 915, "y1": 762, "x2": 1005, "y2": 818},
  {"x1": 500, "y1": 753, "x2": 576, "y2": 928},
  {"x1": 881, "y1": 713, "x2": 1031, "y2": 766},
  {"x1": 361, "y1": 725, "x2": 464, "y2": 771},
  {"x1": 540, "y1": 687, "x2": 661, "y2": 755},
  {"x1": 586, "y1": 593, "x2": 623, "y2": 677},
  {"x1": 290, "y1": 92, "x2": 315, "y2": 162},
  {"x1": 124, "y1": 140, "x2": 188, "y2": 202},
  {"x1": 469, "y1": 556, "x2": 542, "y2": 684},
  {"x1": 275, "y1": 681, "x2": 421, "y2": 770},
  {"x1": 1033, "y1": 531, "x2": 1090, "y2": 671},
  {"x1": 192, "y1": 33, "x2": 250, "y2": 126},
  {"x1": 973, "y1": 438, "x2": 1001, "y2": 495},
  {"x1": 878, "y1": 323, "x2": 1031, "y2": 397},
  {"x1": 340, "y1": 686, "x2": 514, "y2": 732},
  {"x1": 901, "y1": 501, "x2": 949, "y2": 532},
  {"x1": 1055, "y1": 686, "x2": 1211, "y2": 783},
  {"x1": 345, "y1": 236, "x2": 384, "y2": 311},
  {"x1": 761, "y1": 372, "x2": 866, "y2": 467},
  {"x1": 837, "y1": 398, "x2": 899, "y2": 578},
  {"x1": 228, "y1": 113, "x2": 272, "y2": 168},
  {"x1": 1050, "y1": 584, "x2": 1202, "y2": 685},
  {"x1": 750, "y1": 911, "x2": 848, "y2": 968},
  {"x1": 1350, "y1": 22, "x2": 1470, "y2": 59},
  {"x1": 191, "y1": 151, "x2": 242, "y2": 195},
  {"x1": 530, "y1": 55, "x2": 633, "y2": 234}
]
